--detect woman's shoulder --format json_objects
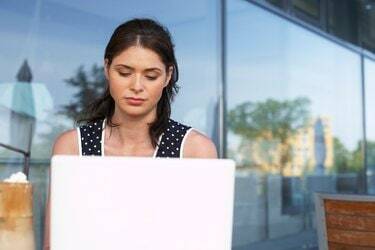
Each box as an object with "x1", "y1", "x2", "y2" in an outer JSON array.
[
  {"x1": 183, "y1": 129, "x2": 218, "y2": 158},
  {"x1": 52, "y1": 128, "x2": 79, "y2": 156},
  {"x1": 52, "y1": 119, "x2": 105, "y2": 156},
  {"x1": 168, "y1": 119, "x2": 217, "y2": 158}
]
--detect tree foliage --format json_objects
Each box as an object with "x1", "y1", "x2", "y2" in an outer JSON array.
[
  {"x1": 60, "y1": 64, "x2": 106, "y2": 121},
  {"x1": 228, "y1": 98, "x2": 311, "y2": 174}
]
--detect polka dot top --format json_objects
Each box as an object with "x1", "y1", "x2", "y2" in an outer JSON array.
[{"x1": 77, "y1": 119, "x2": 193, "y2": 158}]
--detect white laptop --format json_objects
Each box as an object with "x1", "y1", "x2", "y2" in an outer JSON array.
[{"x1": 50, "y1": 156, "x2": 235, "y2": 250}]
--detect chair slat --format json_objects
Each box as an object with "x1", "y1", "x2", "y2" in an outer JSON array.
[
  {"x1": 325, "y1": 200, "x2": 375, "y2": 217},
  {"x1": 329, "y1": 242, "x2": 375, "y2": 250},
  {"x1": 327, "y1": 214, "x2": 375, "y2": 232},
  {"x1": 328, "y1": 229, "x2": 375, "y2": 247}
]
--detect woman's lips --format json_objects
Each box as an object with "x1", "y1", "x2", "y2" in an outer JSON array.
[{"x1": 125, "y1": 97, "x2": 145, "y2": 106}]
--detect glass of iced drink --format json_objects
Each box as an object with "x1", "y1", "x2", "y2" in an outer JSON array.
[{"x1": 0, "y1": 182, "x2": 35, "y2": 250}]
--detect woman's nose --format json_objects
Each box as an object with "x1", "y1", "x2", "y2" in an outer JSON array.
[{"x1": 130, "y1": 75, "x2": 144, "y2": 93}]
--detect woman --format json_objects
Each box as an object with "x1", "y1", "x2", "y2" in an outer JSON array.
[{"x1": 44, "y1": 18, "x2": 217, "y2": 249}]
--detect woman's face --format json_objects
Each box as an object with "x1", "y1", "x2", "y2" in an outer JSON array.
[{"x1": 105, "y1": 45, "x2": 172, "y2": 118}]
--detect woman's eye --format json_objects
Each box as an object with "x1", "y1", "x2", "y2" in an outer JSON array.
[
  {"x1": 119, "y1": 72, "x2": 131, "y2": 77},
  {"x1": 146, "y1": 76, "x2": 158, "y2": 80}
]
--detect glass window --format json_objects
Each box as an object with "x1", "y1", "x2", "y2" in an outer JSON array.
[
  {"x1": 0, "y1": 0, "x2": 220, "y2": 248},
  {"x1": 327, "y1": 0, "x2": 359, "y2": 45},
  {"x1": 359, "y1": 1, "x2": 375, "y2": 53},
  {"x1": 228, "y1": 1, "x2": 363, "y2": 248},
  {"x1": 265, "y1": 0, "x2": 284, "y2": 9},
  {"x1": 292, "y1": 0, "x2": 320, "y2": 19}
]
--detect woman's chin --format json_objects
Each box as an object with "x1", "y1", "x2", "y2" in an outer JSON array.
[{"x1": 119, "y1": 106, "x2": 153, "y2": 118}]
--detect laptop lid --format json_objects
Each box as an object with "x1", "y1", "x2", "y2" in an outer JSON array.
[{"x1": 50, "y1": 156, "x2": 235, "y2": 250}]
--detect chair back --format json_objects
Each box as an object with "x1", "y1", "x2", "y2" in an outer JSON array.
[{"x1": 315, "y1": 193, "x2": 375, "y2": 250}]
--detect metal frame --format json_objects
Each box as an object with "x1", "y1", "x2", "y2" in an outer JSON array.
[
  {"x1": 0, "y1": 142, "x2": 31, "y2": 178},
  {"x1": 0, "y1": 122, "x2": 33, "y2": 179},
  {"x1": 314, "y1": 192, "x2": 375, "y2": 250},
  {"x1": 361, "y1": 55, "x2": 368, "y2": 193},
  {"x1": 219, "y1": 0, "x2": 227, "y2": 158}
]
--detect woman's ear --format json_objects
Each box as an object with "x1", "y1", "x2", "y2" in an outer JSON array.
[
  {"x1": 104, "y1": 59, "x2": 110, "y2": 80},
  {"x1": 164, "y1": 66, "x2": 173, "y2": 87}
]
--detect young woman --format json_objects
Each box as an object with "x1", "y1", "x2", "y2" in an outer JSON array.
[
  {"x1": 44, "y1": 18, "x2": 217, "y2": 249},
  {"x1": 53, "y1": 18, "x2": 217, "y2": 158}
]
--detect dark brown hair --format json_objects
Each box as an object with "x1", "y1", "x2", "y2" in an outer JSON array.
[{"x1": 78, "y1": 18, "x2": 179, "y2": 147}]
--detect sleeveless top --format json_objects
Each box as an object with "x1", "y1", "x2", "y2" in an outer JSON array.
[{"x1": 77, "y1": 118, "x2": 193, "y2": 158}]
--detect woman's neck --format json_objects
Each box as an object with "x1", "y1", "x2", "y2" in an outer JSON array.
[{"x1": 107, "y1": 108, "x2": 156, "y2": 147}]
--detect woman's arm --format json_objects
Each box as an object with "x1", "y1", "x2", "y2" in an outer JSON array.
[
  {"x1": 43, "y1": 129, "x2": 79, "y2": 250},
  {"x1": 182, "y1": 130, "x2": 218, "y2": 158}
]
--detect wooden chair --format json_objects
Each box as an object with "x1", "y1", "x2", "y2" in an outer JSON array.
[{"x1": 315, "y1": 193, "x2": 375, "y2": 250}]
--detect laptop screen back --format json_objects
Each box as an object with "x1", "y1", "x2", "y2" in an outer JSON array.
[{"x1": 50, "y1": 156, "x2": 235, "y2": 250}]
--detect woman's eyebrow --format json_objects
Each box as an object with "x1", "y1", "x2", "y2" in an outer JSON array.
[
  {"x1": 144, "y1": 67, "x2": 162, "y2": 73},
  {"x1": 114, "y1": 64, "x2": 133, "y2": 70},
  {"x1": 114, "y1": 64, "x2": 161, "y2": 73}
]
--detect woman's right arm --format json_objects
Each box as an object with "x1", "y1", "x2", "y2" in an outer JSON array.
[{"x1": 43, "y1": 129, "x2": 79, "y2": 250}]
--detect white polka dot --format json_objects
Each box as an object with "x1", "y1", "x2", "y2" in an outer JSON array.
[
  {"x1": 94, "y1": 145, "x2": 97, "y2": 148},
  {"x1": 177, "y1": 148, "x2": 179, "y2": 151},
  {"x1": 87, "y1": 134, "x2": 90, "y2": 136},
  {"x1": 172, "y1": 125, "x2": 175, "y2": 128},
  {"x1": 93, "y1": 131, "x2": 95, "y2": 134},
  {"x1": 177, "y1": 130, "x2": 179, "y2": 132},
  {"x1": 162, "y1": 142, "x2": 165, "y2": 144},
  {"x1": 96, "y1": 136, "x2": 99, "y2": 139},
  {"x1": 176, "y1": 138, "x2": 179, "y2": 141},
  {"x1": 171, "y1": 152, "x2": 175, "y2": 155},
  {"x1": 162, "y1": 151, "x2": 165, "y2": 154},
  {"x1": 94, "y1": 123, "x2": 97, "y2": 126},
  {"x1": 85, "y1": 142, "x2": 88, "y2": 145},
  {"x1": 84, "y1": 129, "x2": 86, "y2": 132},
  {"x1": 98, "y1": 150, "x2": 100, "y2": 153},
  {"x1": 167, "y1": 138, "x2": 169, "y2": 140},
  {"x1": 90, "y1": 140, "x2": 93, "y2": 142},
  {"x1": 172, "y1": 134, "x2": 174, "y2": 136},
  {"x1": 81, "y1": 138, "x2": 84, "y2": 141},
  {"x1": 171, "y1": 142, "x2": 174, "y2": 145},
  {"x1": 89, "y1": 126, "x2": 92, "y2": 128},
  {"x1": 167, "y1": 128, "x2": 170, "y2": 131},
  {"x1": 89, "y1": 148, "x2": 91, "y2": 151},
  {"x1": 167, "y1": 147, "x2": 169, "y2": 149}
]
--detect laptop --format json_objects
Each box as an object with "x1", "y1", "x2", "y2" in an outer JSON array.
[{"x1": 50, "y1": 156, "x2": 235, "y2": 250}]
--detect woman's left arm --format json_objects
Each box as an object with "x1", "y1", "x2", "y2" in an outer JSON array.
[{"x1": 182, "y1": 130, "x2": 218, "y2": 158}]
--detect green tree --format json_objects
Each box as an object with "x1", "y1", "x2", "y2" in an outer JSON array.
[
  {"x1": 60, "y1": 64, "x2": 106, "y2": 121},
  {"x1": 367, "y1": 141, "x2": 375, "y2": 169},
  {"x1": 228, "y1": 98, "x2": 311, "y2": 174},
  {"x1": 349, "y1": 141, "x2": 364, "y2": 173},
  {"x1": 332, "y1": 137, "x2": 351, "y2": 173},
  {"x1": 332, "y1": 138, "x2": 375, "y2": 174}
]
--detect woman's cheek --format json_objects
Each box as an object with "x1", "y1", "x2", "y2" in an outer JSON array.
[
  {"x1": 151, "y1": 85, "x2": 165, "y2": 104},
  {"x1": 109, "y1": 84, "x2": 122, "y2": 103}
]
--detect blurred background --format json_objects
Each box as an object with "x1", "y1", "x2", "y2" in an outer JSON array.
[{"x1": 1, "y1": 0, "x2": 375, "y2": 249}]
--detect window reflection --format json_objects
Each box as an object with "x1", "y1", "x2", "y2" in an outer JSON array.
[
  {"x1": 0, "y1": 1, "x2": 220, "y2": 249},
  {"x1": 228, "y1": 2, "x2": 363, "y2": 248},
  {"x1": 292, "y1": 0, "x2": 320, "y2": 19},
  {"x1": 265, "y1": 0, "x2": 284, "y2": 8}
]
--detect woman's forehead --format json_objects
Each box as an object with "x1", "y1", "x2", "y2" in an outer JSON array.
[{"x1": 113, "y1": 46, "x2": 165, "y2": 68}]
